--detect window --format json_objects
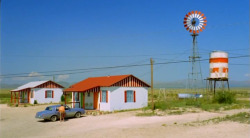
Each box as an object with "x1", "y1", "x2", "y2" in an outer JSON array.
[
  {"x1": 45, "y1": 107, "x2": 53, "y2": 111},
  {"x1": 125, "y1": 90, "x2": 136, "y2": 103},
  {"x1": 65, "y1": 105, "x2": 70, "y2": 110},
  {"x1": 45, "y1": 90, "x2": 54, "y2": 98},
  {"x1": 31, "y1": 90, "x2": 34, "y2": 98},
  {"x1": 100, "y1": 90, "x2": 108, "y2": 103}
]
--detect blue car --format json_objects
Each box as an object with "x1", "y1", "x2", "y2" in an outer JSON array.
[{"x1": 35, "y1": 105, "x2": 85, "y2": 122}]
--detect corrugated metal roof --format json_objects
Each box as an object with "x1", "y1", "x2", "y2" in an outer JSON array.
[
  {"x1": 11, "y1": 80, "x2": 48, "y2": 91},
  {"x1": 64, "y1": 74, "x2": 146, "y2": 92}
]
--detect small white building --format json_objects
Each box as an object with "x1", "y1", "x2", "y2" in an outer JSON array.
[
  {"x1": 64, "y1": 75, "x2": 150, "y2": 111},
  {"x1": 11, "y1": 80, "x2": 64, "y2": 105}
]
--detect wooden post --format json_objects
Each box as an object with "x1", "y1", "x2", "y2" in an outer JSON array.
[
  {"x1": 64, "y1": 92, "x2": 67, "y2": 105},
  {"x1": 150, "y1": 58, "x2": 154, "y2": 110},
  {"x1": 11, "y1": 92, "x2": 12, "y2": 103},
  {"x1": 18, "y1": 92, "x2": 20, "y2": 105},
  {"x1": 28, "y1": 90, "x2": 30, "y2": 103},
  {"x1": 72, "y1": 92, "x2": 74, "y2": 108},
  {"x1": 14, "y1": 92, "x2": 16, "y2": 104}
]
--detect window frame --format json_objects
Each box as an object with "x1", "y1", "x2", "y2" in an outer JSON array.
[
  {"x1": 126, "y1": 90, "x2": 134, "y2": 102},
  {"x1": 31, "y1": 90, "x2": 34, "y2": 98},
  {"x1": 45, "y1": 90, "x2": 53, "y2": 98},
  {"x1": 101, "y1": 90, "x2": 108, "y2": 103},
  {"x1": 125, "y1": 90, "x2": 136, "y2": 103}
]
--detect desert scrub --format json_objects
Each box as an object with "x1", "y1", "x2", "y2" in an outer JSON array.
[
  {"x1": 168, "y1": 110, "x2": 185, "y2": 115},
  {"x1": 185, "y1": 112, "x2": 250, "y2": 126},
  {"x1": 223, "y1": 112, "x2": 250, "y2": 124},
  {"x1": 213, "y1": 91, "x2": 236, "y2": 104},
  {"x1": 136, "y1": 111, "x2": 157, "y2": 116}
]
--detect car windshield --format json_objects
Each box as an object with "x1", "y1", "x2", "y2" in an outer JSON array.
[{"x1": 45, "y1": 107, "x2": 53, "y2": 111}]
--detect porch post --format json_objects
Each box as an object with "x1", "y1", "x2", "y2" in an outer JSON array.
[
  {"x1": 18, "y1": 92, "x2": 20, "y2": 105},
  {"x1": 28, "y1": 90, "x2": 30, "y2": 103},
  {"x1": 11, "y1": 92, "x2": 13, "y2": 103},
  {"x1": 97, "y1": 91, "x2": 100, "y2": 110},
  {"x1": 72, "y1": 92, "x2": 74, "y2": 108},
  {"x1": 14, "y1": 92, "x2": 16, "y2": 104},
  {"x1": 64, "y1": 92, "x2": 67, "y2": 105}
]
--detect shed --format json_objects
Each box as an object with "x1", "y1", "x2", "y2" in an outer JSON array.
[{"x1": 64, "y1": 74, "x2": 150, "y2": 111}]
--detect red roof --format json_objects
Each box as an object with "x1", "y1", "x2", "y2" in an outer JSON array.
[{"x1": 64, "y1": 74, "x2": 149, "y2": 92}]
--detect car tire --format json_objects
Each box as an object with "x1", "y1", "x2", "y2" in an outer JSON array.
[
  {"x1": 50, "y1": 115, "x2": 57, "y2": 122},
  {"x1": 75, "y1": 112, "x2": 81, "y2": 118}
]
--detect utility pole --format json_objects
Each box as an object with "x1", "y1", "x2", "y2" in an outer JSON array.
[{"x1": 150, "y1": 58, "x2": 154, "y2": 110}]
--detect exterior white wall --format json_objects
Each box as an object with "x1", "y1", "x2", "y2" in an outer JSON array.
[
  {"x1": 100, "y1": 87, "x2": 148, "y2": 111},
  {"x1": 99, "y1": 89, "x2": 110, "y2": 111},
  {"x1": 30, "y1": 88, "x2": 63, "y2": 104}
]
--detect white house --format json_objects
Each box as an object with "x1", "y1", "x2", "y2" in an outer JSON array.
[
  {"x1": 11, "y1": 80, "x2": 64, "y2": 105},
  {"x1": 64, "y1": 74, "x2": 150, "y2": 111}
]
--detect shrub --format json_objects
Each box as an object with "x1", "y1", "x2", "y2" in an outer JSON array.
[
  {"x1": 15, "y1": 104, "x2": 18, "y2": 107},
  {"x1": 154, "y1": 101, "x2": 169, "y2": 110},
  {"x1": 61, "y1": 95, "x2": 65, "y2": 102},
  {"x1": 213, "y1": 91, "x2": 236, "y2": 104},
  {"x1": 34, "y1": 100, "x2": 38, "y2": 104}
]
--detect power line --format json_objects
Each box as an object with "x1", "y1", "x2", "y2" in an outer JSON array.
[
  {"x1": 230, "y1": 64, "x2": 250, "y2": 66},
  {"x1": 1, "y1": 55, "x2": 249, "y2": 79}
]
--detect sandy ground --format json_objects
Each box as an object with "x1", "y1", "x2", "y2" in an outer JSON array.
[{"x1": 0, "y1": 104, "x2": 249, "y2": 138}]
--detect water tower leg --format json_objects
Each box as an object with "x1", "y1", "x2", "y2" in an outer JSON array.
[
  {"x1": 210, "y1": 80, "x2": 213, "y2": 92},
  {"x1": 227, "y1": 80, "x2": 230, "y2": 91},
  {"x1": 208, "y1": 80, "x2": 211, "y2": 92}
]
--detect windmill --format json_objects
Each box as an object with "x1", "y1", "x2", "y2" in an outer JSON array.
[{"x1": 183, "y1": 11, "x2": 207, "y2": 93}]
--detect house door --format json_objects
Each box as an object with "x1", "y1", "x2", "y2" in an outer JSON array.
[
  {"x1": 85, "y1": 92, "x2": 93, "y2": 110},
  {"x1": 93, "y1": 92, "x2": 99, "y2": 109}
]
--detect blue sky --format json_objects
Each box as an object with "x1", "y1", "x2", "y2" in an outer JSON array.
[{"x1": 1, "y1": 0, "x2": 249, "y2": 85}]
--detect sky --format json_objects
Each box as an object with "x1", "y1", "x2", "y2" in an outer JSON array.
[{"x1": 1, "y1": 0, "x2": 249, "y2": 85}]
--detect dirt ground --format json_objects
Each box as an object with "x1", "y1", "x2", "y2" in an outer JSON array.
[{"x1": 0, "y1": 104, "x2": 249, "y2": 138}]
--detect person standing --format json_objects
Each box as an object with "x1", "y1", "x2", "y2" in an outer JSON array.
[{"x1": 58, "y1": 104, "x2": 65, "y2": 122}]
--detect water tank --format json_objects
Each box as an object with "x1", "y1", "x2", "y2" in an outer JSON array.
[{"x1": 209, "y1": 51, "x2": 228, "y2": 78}]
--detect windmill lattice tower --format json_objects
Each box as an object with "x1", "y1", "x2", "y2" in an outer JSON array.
[{"x1": 183, "y1": 11, "x2": 207, "y2": 93}]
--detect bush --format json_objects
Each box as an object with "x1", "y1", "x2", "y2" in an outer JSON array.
[
  {"x1": 213, "y1": 91, "x2": 236, "y2": 104},
  {"x1": 34, "y1": 100, "x2": 38, "y2": 104},
  {"x1": 61, "y1": 95, "x2": 65, "y2": 102}
]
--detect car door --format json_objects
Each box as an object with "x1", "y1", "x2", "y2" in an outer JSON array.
[{"x1": 65, "y1": 105, "x2": 74, "y2": 118}]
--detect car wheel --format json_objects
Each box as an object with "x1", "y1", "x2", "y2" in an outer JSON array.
[
  {"x1": 50, "y1": 115, "x2": 57, "y2": 122},
  {"x1": 75, "y1": 112, "x2": 81, "y2": 118}
]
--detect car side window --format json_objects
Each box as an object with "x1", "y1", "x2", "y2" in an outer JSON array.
[
  {"x1": 65, "y1": 106, "x2": 70, "y2": 110},
  {"x1": 56, "y1": 107, "x2": 59, "y2": 111},
  {"x1": 45, "y1": 107, "x2": 53, "y2": 111}
]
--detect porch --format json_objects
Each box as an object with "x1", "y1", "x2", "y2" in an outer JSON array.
[
  {"x1": 64, "y1": 91, "x2": 100, "y2": 110},
  {"x1": 10, "y1": 89, "x2": 30, "y2": 105}
]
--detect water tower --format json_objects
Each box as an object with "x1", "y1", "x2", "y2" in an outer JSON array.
[
  {"x1": 183, "y1": 11, "x2": 207, "y2": 93},
  {"x1": 206, "y1": 51, "x2": 230, "y2": 94}
]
